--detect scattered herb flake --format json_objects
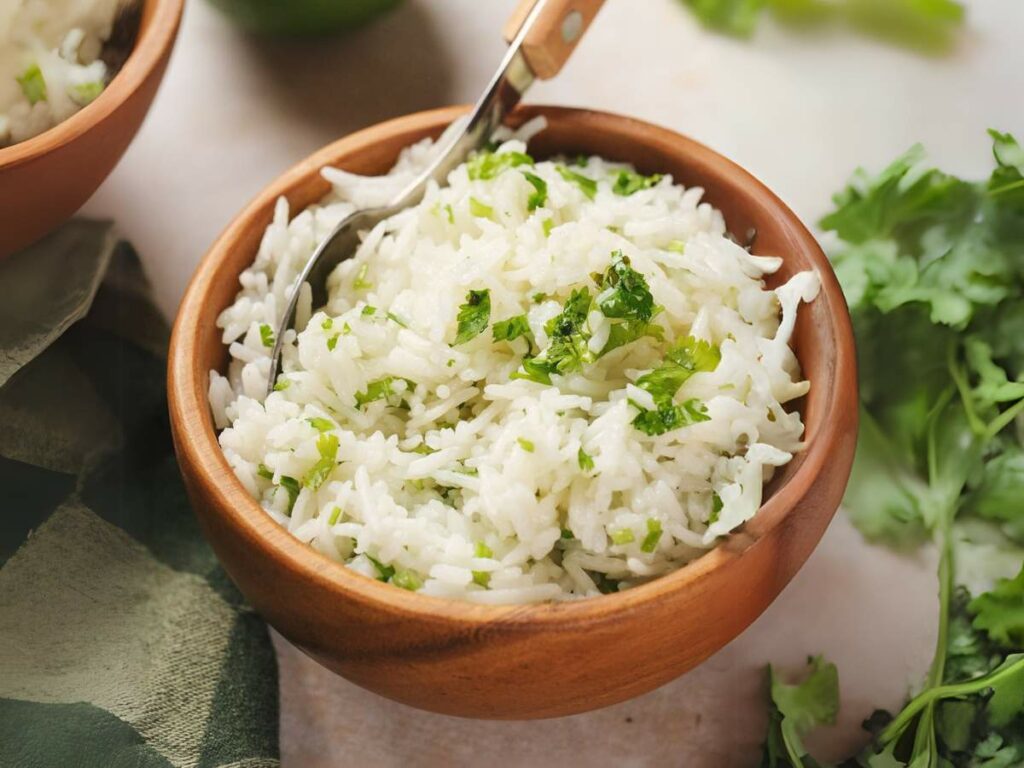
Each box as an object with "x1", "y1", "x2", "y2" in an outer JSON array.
[
  {"x1": 452, "y1": 288, "x2": 491, "y2": 345},
  {"x1": 557, "y1": 166, "x2": 598, "y2": 200}
]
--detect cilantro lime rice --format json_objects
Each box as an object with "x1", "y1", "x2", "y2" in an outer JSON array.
[
  {"x1": 209, "y1": 119, "x2": 820, "y2": 604},
  {"x1": 0, "y1": 0, "x2": 121, "y2": 146}
]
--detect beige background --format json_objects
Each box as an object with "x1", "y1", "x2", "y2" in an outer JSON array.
[{"x1": 83, "y1": 1, "x2": 1024, "y2": 765}]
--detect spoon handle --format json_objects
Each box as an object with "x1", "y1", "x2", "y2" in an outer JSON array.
[{"x1": 503, "y1": 0, "x2": 605, "y2": 79}]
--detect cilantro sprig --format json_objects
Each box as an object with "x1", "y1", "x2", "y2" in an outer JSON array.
[{"x1": 759, "y1": 131, "x2": 1024, "y2": 767}]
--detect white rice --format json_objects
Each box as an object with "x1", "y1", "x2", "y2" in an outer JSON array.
[
  {"x1": 0, "y1": 0, "x2": 122, "y2": 146},
  {"x1": 210, "y1": 118, "x2": 820, "y2": 604}
]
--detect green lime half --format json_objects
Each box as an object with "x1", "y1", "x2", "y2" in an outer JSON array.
[{"x1": 206, "y1": 0, "x2": 404, "y2": 37}]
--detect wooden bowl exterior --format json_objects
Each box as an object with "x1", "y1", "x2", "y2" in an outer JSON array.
[
  {"x1": 168, "y1": 106, "x2": 859, "y2": 719},
  {"x1": 0, "y1": 0, "x2": 184, "y2": 257}
]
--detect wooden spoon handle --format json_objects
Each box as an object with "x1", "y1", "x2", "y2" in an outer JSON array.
[{"x1": 503, "y1": 0, "x2": 605, "y2": 80}]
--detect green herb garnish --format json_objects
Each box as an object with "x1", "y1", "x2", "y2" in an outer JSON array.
[
  {"x1": 452, "y1": 288, "x2": 491, "y2": 345},
  {"x1": 467, "y1": 150, "x2": 534, "y2": 180},
  {"x1": 632, "y1": 398, "x2": 710, "y2": 436},
  {"x1": 640, "y1": 518, "x2": 663, "y2": 553},
  {"x1": 522, "y1": 171, "x2": 548, "y2": 211},
  {"x1": 610, "y1": 528, "x2": 635, "y2": 545},
  {"x1": 636, "y1": 335, "x2": 721, "y2": 405},
  {"x1": 391, "y1": 569, "x2": 422, "y2": 591},
  {"x1": 353, "y1": 263, "x2": 372, "y2": 290},
  {"x1": 303, "y1": 433, "x2": 339, "y2": 490},
  {"x1": 306, "y1": 417, "x2": 334, "y2": 432},
  {"x1": 69, "y1": 80, "x2": 103, "y2": 106},
  {"x1": 578, "y1": 447, "x2": 595, "y2": 472},
  {"x1": 612, "y1": 170, "x2": 662, "y2": 196},
  {"x1": 517, "y1": 437, "x2": 535, "y2": 452},
  {"x1": 556, "y1": 166, "x2": 598, "y2": 200},
  {"x1": 258, "y1": 323, "x2": 275, "y2": 348},
  {"x1": 469, "y1": 197, "x2": 495, "y2": 220},
  {"x1": 17, "y1": 64, "x2": 46, "y2": 105}
]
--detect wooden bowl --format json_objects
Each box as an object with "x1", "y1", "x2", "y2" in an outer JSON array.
[
  {"x1": 0, "y1": 0, "x2": 184, "y2": 257},
  {"x1": 168, "y1": 105, "x2": 859, "y2": 719}
]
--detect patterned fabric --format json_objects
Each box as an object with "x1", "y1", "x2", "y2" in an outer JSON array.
[{"x1": 0, "y1": 221, "x2": 280, "y2": 768}]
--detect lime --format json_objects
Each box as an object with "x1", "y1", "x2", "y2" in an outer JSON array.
[{"x1": 207, "y1": 0, "x2": 403, "y2": 37}]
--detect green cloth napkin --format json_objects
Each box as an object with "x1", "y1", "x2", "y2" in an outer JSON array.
[{"x1": 0, "y1": 221, "x2": 280, "y2": 768}]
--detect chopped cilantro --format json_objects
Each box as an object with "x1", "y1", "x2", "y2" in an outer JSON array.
[
  {"x1": 366, "y1": 555, "x2": 395, "y2": 582},
  {"x1": 517, "y1": 437, "x2": 535, "y2": 452},
  {"x1": 542, "y1": 218, "x2": 554, "y2": 237},
  {"x1": 578, "y1": 447, "x2": 595, "y2": 472},
  {"x1": 279, "y1": 475, "x2": 300, "y2": 514},
  {"x1": 446, "y1": 358, "x2": 455, "y2": 367},
  {"x1": 452, "y1": 289, "x2": 491, "y2": 345},
  {"x1": 303, "y1": 433, "x2": 339, "y2": 490},
  {"x1": 556, "y1": 166, "x2": 598, "y2": 200},
  {"x1": 560, "y1": 528, "x2": 574, "y2": 540},
  {"x1": 469, "y1": 197, "x2": 495, "y2": 220},
  {"x1": 610, "y1": 528, "x2": 635, "y2": 545},
  {"x1": 391, "y1": 570, "x2": 422, "y2": 591},
  {"x1": 443, "y1": 203, "x2": 455, "y2": 224},
  {"x1": 520, "y1": 287, "x2": 595, "y2": 381},
  {"x1": 17, "y1": 64, "x2": 46, "y2": 105},
  {"x1": 467, "y1": 150, "x2": 534, "y2": 180},
  {"x1": 709, "y1": 492, "x2": 724, "y2": 525},
  {"x1": 636, "y1": 335, "x2": 721, "y2": 405},
  {"x1": 632, "y1": 398, "x2": 710, "y2": 436},
  {"x1": 69, "y1": 80, "x2": 104, "y2": 105},
  {"x1": 327, "y1": 506, "x2": 343, "y2": 525},
  {"x1": 522, "y1": 171, "x2": 548, "y2": 211},
  {"x1": 386, "y1": 311, "x2": 409, "y2": 328},
  {"x1": 640, "y1": 518, "x2": 663, "y2": 552},
  {"x1": 532, "y1": 291, "x2": 548, "y2": 303},
  {"x1": 667, "y1": 240, "x2": 686, "y2": 253},
  {"x1": 353, "y1": 263, "x2": 372, "y2": 290},
  {"x1": 306, "y1": 417, "x2": 334, "y2": 432},
  {"x1": 273, "y1": 377, "x2": 291, "y2": 391},
  {"x1": 361, "y1": 305, "x2": 377, "y2": 317},
  {"x1": 354, "y1": 377, "x2": 402, "y2": 409},
  {"x1": 474, "y1": 541, "x2": 493, "y2": 559},
  {"x1": 258, "y1": 323, "x2": 275, "y2": 348},
  {"x1": 492, "y1": 314, "x2": 533, "y2": 350},
  {"x1": 472, "y1": 571, "x2": 491, "y2": 587},
  {"x1": 593, "y1": 251, "x2": 655, "y2": 321},
  {"x1": 326, "y1": 333, "x2": 340, "y2": 351},
  {"x1": 256, "y1": 463, "x2": 274, "y2": 480},
  {"x1": 321, "y1": 317, "x2": 333, "y2": 330},
  {"x1": 612, "y1": 170, "x2": 662, "y2": 196}
]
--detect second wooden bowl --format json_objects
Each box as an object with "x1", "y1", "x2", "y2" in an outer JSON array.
[
  {"x1": 0, "y1": 0, "x2": 184, "y2": 257},
  {"x1": 168, "y1": 105, "x2": 859, "y2": 719}
]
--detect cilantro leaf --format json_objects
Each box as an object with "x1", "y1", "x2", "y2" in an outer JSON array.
[
  {"x1": 593, "y1": 251, "x2": 656, "y2": 322},
  {"x1": 467, "y1": 150, "x2": 534, "y2": 180},
  {"x1": 258, "y1": 323, "x2": 275, "y2": 348},
  {"x1": 760, "y1": 656, "x2": 839, "y2": 768},
  {"x1": 556, "y1": 166, "x2": 598, "y2": 200},
  {"x1": 452, "y1": 289, "x2": 491, "y2": 345},
  {"x1": 578, "y1": 447, "x2": 595, "y2": 472},
  {"x1": 306, "y1": 417, "x2": 335, "y2": 432},
  {"x1": 17, "y1": 63, "x2": 47, "y2": 104},
  {"x1": 970, "y1": 566, "x2": 1024, "y2": 648},
  {"x1": 303, "y1": 433, "x2": 339, "y2": 490},
  {"x1": 636, "y1": 335, "x2": 721, "y2": 405},
  {"x1": 612, "y1": 170, "x2": 663, "y2": 196},
  {"x1": 492, "y1": 314, "x2": 533, "y2": 349},
  {"x1": 469, "y1": 197, "x2": 495, "y2": 220},
  {"x1": 354, "y1": 377, "x2": 415, "y2": 409},
  {"x1": 513, "y1": 288, "x2": 594, "y2": 382},
  {"x1": 632, "y1": 398, "x2": 709, "y2": 436},
  {"x1": 965, "y1": 448, "x2": 1024, "y2": 544},
  {"x1": 522, "y1": 171, "x2": 548, "y2": 211}
]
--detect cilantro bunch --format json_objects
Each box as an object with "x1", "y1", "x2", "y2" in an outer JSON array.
[
  {"x1": 761, "y1": 132, "x2": 1024, "y2": 767},
  {"x1": 680, "y1": 0, "x2": 964, "y2": 52}
]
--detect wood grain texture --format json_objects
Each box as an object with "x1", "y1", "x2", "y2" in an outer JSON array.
[
  {"x1": 503, "y1": 0, "x2": 606, "y2": 79},
  {"x1": 167, "y1": 106, "x2": 859, "y2": 720},
  {"x1": 0, "y1": 0, "x2": 183, "y2": 257}
]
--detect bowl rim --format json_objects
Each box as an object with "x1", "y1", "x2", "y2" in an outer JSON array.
[
  {"x1": 0, "y1": 0, "x2": 185, "y2": 168},
  {"x1": 169, "y1": 104, "x2": 856, "y2": 627}
]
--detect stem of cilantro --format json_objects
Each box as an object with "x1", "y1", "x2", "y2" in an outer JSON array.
[
  {"x1": 988, "y1": 178, "x2": 1024, "y2": 197},
  {"x1": 947, "y1": 344, "x2": 986, "y2": 437},
  {"x1": 984, "y1": 395, "x2": 1024, "y2": 441},
  {"x1": 880, "y1": 656, "x2": 1024, "y2": 743}
]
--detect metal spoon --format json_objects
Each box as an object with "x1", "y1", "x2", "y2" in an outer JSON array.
[{"x1": 267, "y1": 0, "x2": 605, "y2": 394}]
